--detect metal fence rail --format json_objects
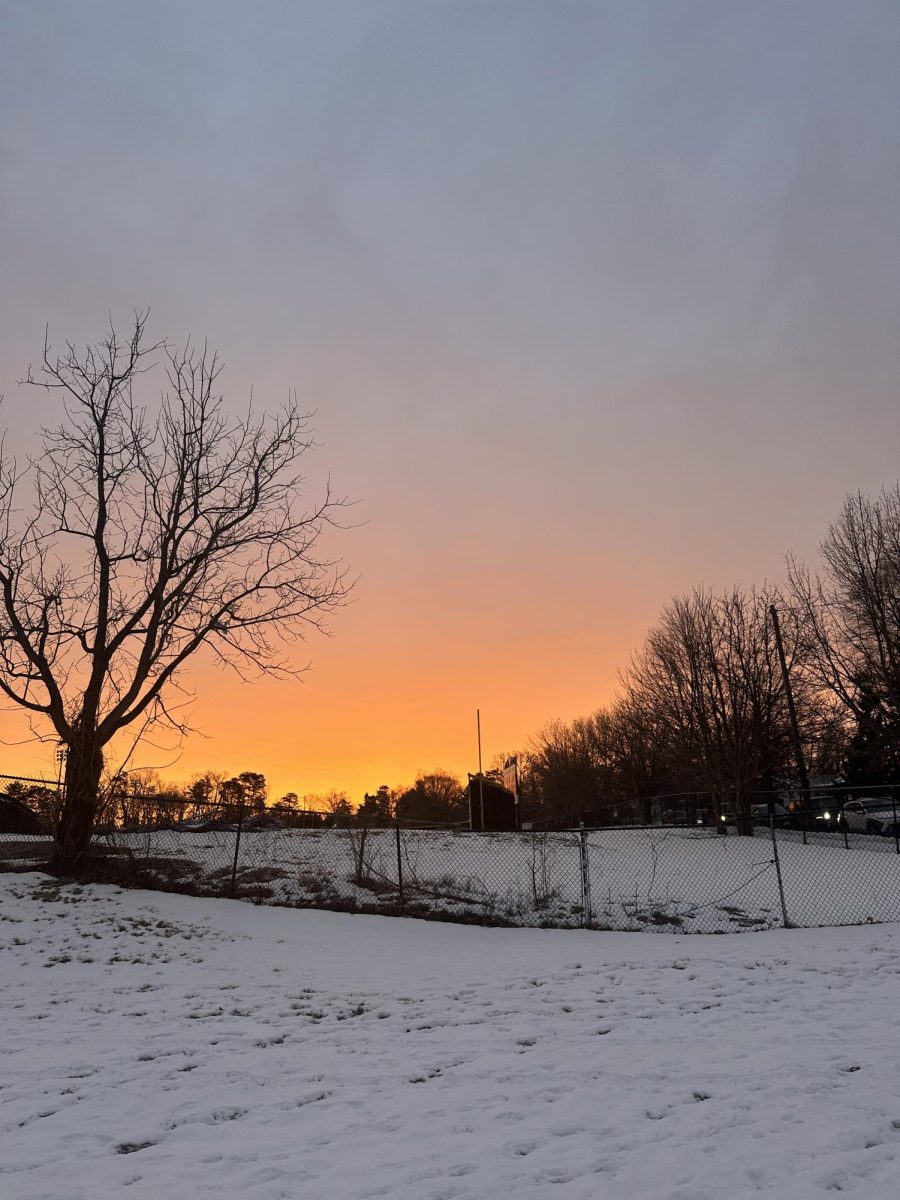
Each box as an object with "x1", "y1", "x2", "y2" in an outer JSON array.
[{"x1": 5, "y1": 795, "x2": 900, "y2": 933}]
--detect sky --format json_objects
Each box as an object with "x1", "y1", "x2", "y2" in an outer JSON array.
[{"x1": 1, "y1": 0, "x2": 899, "y2": 802}]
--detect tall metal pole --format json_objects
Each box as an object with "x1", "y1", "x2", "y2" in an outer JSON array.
[
  {"x1": 477, "y1": 709, "x2": 485, "y2": 831},
  {"x1": 770, "y1": 604, "x2": 810, "y2": 803}
]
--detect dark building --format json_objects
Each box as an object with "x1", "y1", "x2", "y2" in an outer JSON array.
[{"x1": 468, "y1": 775, "x2": 517, "y2": 831}]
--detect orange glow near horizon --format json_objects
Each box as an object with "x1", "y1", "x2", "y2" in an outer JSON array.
[
  {"x1": 0, "y1": 605, "x2": 634, "y2": 806},
  {"x1": 2, "y1": 4, "x2": 899, "y2": 806}
]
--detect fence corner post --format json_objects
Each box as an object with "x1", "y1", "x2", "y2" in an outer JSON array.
[
  {"x1": 230, "y1": 802, "x2": 245, "y2": 897},
  {"x1": 579, "y1": 828, "x2": 592, "y2": 929},
  {"x1": 769, "y1": 808, "x2": 790, "y2": 928},
  {"x1": 395, "y1": 819, "x2": 404, "y2": 909}
]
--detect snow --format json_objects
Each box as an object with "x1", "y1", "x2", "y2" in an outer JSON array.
[
  {"x1": 9, "y1": 822, "x2": 900, "y2": 933},
  {"x1": 4, "y1": 872, "x2": 900, "y2": 1199}
]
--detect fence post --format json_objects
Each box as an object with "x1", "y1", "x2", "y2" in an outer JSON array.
[
  {"x1": 579, "y1": 828, "x2": 592, "y2": 928},
  {"x1": 395, "y1": 820, "x2": 404, "y2": 909},
  {"x1": 892, "y1": 788, "x2": 899, "y2": 856},
  {"x1": 769, "y1": 808, "x2": 790, "y2": 928},
  {"x1": 229, "y1": 802, "x2": 245, "y2": 897}
]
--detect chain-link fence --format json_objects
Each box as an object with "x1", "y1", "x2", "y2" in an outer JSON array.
[
  {"x1": 5, "y1": 790, "x2": 900, "y2": 933},
  {"x1": 0, "y1": 805, "x2": 589, "y2": 928}
]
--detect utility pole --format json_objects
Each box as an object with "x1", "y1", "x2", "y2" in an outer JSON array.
[
  {"x1": 770, "y1": 603, "x2": 810, "y2": 798},
  {"x1": 477, "y1": 708, "x2": 485, "y2": 831}
]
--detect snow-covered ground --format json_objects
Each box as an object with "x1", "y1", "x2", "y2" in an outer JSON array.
[
  {"x1": 4, "y1": 871, "x2": 900, "y2": 1199},
  {"x1": 8, "y1": 823, "x2": 900, "y2": 933}
]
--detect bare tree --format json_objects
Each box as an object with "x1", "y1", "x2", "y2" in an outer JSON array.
[
  {"x1": 789, "y1": 489, "x2": 900, "y2": 780},
  {"x1": 524, "y1": 700, "x2": 661, "y2": 825},
  {"x1": 309, "y1": 789, "x2": 354, "y2": 823},
  {"x1": 186, "y1": 770, "x2": 225, "y2": 818},
  {"x1": 0, "y1": 314, "x2": 348, "y2": 870},
  {"x1": 526, "y1": 718, "x2": 600, "y2": 816},
  {"x1": 589, "y1": 697, "x2": 662, "y2": 823},
  {"x1": 624, "y1": 586, "x2": 804, "y2": 821}
]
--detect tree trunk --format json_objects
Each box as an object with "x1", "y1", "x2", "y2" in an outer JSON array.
[
  {"x1": 734, "y1": 785, "x2": 754, "y2": 837},
  {"x1": 53, "y1": 733, "x2": 104, "y2": 873}
]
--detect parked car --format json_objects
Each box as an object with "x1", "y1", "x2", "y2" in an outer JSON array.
[
  {"x1": 864, "y1": 797, "x2": 899, "y2": 835},
  {"x1": 661, "y1": 809, "x2": 688, "y2": 825},
  {"x1": 812, "y1": 807, "x2": 837, "y2": 831},
  {"x1": 837, "y1": 798, "x2": 897, "y2": 835},
  {"x1": 750, "y1": 802, "x2": 792, "y2": 827}
]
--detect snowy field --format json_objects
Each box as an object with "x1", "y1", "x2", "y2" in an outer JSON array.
[
  {"x1": 4, "y1": 872, "x2": 900, "y2": 1199},
  {"x1": 6, "y1": 824, "x2": 900, "y2": 932}
]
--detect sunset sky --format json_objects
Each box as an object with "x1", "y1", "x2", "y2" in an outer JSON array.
[{"x1": 1, "y1": 1, "x2": 899, "y2": 803}]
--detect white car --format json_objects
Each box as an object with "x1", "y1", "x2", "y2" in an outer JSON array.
[{"x1": 838, "y1": 798, "x2": 895, "y2": 834}]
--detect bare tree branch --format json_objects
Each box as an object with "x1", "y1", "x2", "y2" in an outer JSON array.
[{"x1": 1, "y1": 314, "x2": 350, "y2": 868}]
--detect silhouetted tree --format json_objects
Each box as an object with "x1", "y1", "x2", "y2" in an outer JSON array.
[
  {"x1": 625, "y1": 585, "x2": 805, "y2": 820},
  {"x1": 357, "y1": 784, "x2": 395, "y2": 822},
  {"x1": 0, "y1": 314, "x2": 348, "y2": 870},
  {"x1": 5, "y1": 780, "x2": 62, "y2": 829},
  {"x1": 843, "y1": 677, "x2": 900, "y2": 786},
  {"x1": 526, "y1": 719, "x2": 599, "y2": 816},
  {"x1": 236, "y1": 771, "x2": 267, "y2": 813},
  {"x1": 271, "y1": 791, "x2": 324, "y2": 826},
  {"x1": 789, "y1": 488, "x2": 900, "y2": 783},
  {"x1": 219, "y1": 776, "x2": 246, "y2": 821},
  {"x1": 395, "y1": 770, "x2": 466, "y2": 824},
  {"x1": 313, "y1": 790, "x2": 353, "y2": 825},
  {"x1": 522, "y1": 698, "x2": 662, "y2": 825}
]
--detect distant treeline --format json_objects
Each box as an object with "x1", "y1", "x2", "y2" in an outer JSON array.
[
  {"x1": 10, "y1": 487, "x2": 900, "y2": 834},
  {"x1": 2, "y1": 768, "x2": 473, "y2": 831},
  {"x1": 507, "y1": 487, "x2": 900, "y2": 824}
]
